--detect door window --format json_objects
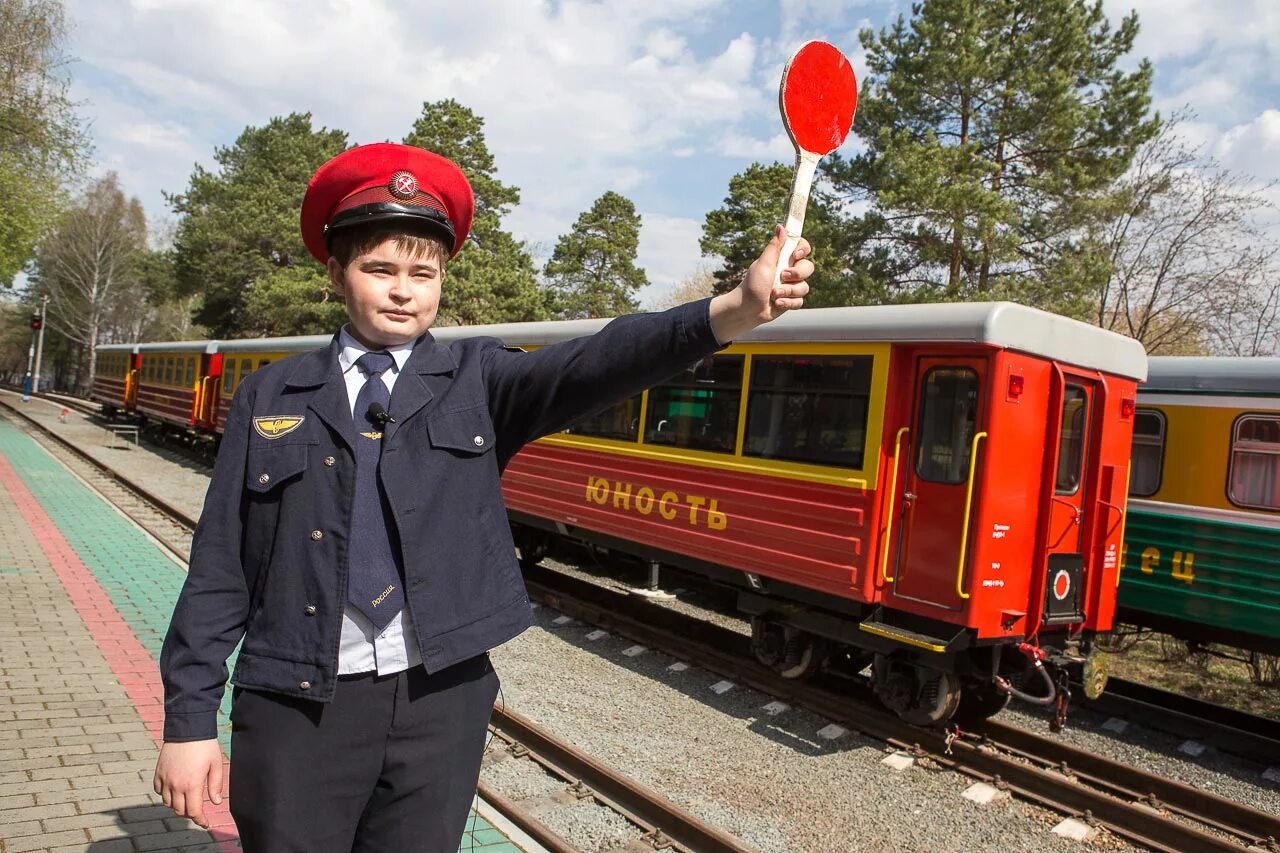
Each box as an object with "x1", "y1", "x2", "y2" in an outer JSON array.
[
  {"x1": 1056, "y1": 385, "x2": 1088, "y2": 495},
  {"x1": 915, "y1": 367, "x2": 980, "y2": 484},
  {"x1": 1129, "y1": 408, "x2": 1166, "y2": 497}
]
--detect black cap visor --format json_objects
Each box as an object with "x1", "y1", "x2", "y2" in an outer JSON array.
[{"x1": 324, "y1": 203, "x2": 457, "y2": 253}]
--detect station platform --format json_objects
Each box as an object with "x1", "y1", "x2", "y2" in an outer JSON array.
[{"x1": 0, "y1": 413, "x2": 536, "y2": 852}]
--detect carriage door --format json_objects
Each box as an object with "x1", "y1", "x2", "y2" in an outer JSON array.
[
  {"x1": 892, "y1": 357, "x2": 987, "y2": 611},
  {"x1": 1040, "y1": 375, "x2": 1098, "y2": 625}
]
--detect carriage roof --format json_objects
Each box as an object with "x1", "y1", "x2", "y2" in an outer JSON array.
[
  {"x1": 429, "y1": 302, "x2": 1148, "y2": 381},
  {"x1": 135, "y1": 341, "x2": 217, "y2": 354},
  {"x1": 116, "y1": 302, "x2": 1148, "y2": 381},
  {"x1": 1144, "y1": 357, "x2": 1280, "y2": 395}
]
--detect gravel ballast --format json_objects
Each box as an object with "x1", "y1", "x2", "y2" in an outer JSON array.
[{"x1": 19, "y1": 390, "x2": 1273, "y2": 849}]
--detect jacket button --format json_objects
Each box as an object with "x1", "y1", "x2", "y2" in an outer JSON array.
[
  {"x1": 473, "y1": 435, "x2": 485, "y2": 447},
  {"x1": 304, "y1": 605, "x2": 316, "y2": 616},
  {"x1": 258, "y1": 473, "x2": 270, "y2": 485},
  {"x1": 310, "y1": 530, "x2": 323, "y2": 541},
  {"x1": 324, "y1": 456, "x2": 335, "y2": 467},
  {"x1": 299, "y1": 681, "x2": 311, "y2": 690}
]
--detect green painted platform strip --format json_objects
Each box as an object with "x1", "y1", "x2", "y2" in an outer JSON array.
[
  {"x1": 0, "y1": 417, "x2": 522, "y2": 853},
  {"x1": 0, "y1": 417, "x2": 237, "y2": 751}
]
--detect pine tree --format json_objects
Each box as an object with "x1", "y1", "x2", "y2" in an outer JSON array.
[
  {"x1": 701, "y1": 162, "x2": 879, "y2": 308},
  {"x1": 544, "y1": 191, "x2": 647, "y2": 319},
  {"x1": 828, "y1": 0, "x2": 1158, "y2": 315},
  {"x1": 168, "y1": 113, "x2": 348, "y2": 337},
  {"x1": 404, "y1": 99, "x2": 546, "y2": 324}
]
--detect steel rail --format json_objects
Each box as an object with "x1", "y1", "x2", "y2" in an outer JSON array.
[
  {"x1": 1078, "y1": 676, "x2": 1280, "y2": 766},
  {"x1": 489, "y1": 704, "x2": 755, "y2": 853},
  {"x1": 525, "y1": 565, "x2": 1278, "y2": 853},
  {"x1": 474, "y1": 782, "x2": 578, "y2": 853},
  {"x1": 9, "y1": 387, "x2": 1275, "y2": 850},
  {"x1": 0, "y1": 395, "x2": 756, "y2": 853}
]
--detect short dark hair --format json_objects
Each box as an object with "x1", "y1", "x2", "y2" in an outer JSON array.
[{"x1": 327, "y1": 221, "x2": 451, "y2": 270}]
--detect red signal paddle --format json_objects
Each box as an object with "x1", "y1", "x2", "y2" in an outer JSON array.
[{"x1": 775, "y1": 40, "x2": 858, "y2": 287}]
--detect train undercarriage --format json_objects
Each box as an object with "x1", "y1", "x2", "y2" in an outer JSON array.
[{"x1": 512, "y1": 520, "x2": 1107, "y2": 730}]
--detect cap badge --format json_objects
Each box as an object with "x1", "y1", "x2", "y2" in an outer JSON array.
[{"x1": 389, "y1": 171, "x2": 418, "y2": 199}]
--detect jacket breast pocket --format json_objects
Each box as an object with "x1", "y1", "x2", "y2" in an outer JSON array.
[
  {"x1": 426, "y1": 404, "x2": 497, "y2": 456},
  {"x1": 245, "y1": 442, "x2": 312, "y2": 493}
]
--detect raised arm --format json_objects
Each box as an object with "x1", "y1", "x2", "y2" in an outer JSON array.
[{"x1": 483, "y1": 227, "x2": 812, "y2": 461}]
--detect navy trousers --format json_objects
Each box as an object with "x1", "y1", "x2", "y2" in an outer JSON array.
[{"x1": 229, "y1": 656, "x2": 500, "y2": 852}]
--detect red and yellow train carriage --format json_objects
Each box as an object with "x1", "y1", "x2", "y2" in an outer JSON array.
[
  {"x1": 440, "y1": 302, "x2": 1146, "y2": 724},
  {"x1": 89, "y1": 302, "x2": 1146, "y2": 725}
]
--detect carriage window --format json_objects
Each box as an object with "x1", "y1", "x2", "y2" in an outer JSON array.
[
  {"x1": 184, "y1": 359, "x2": 195, "y2": 387},
  {"x1": 1056, "y1": 385, "x2": 1088, "y2": 495},
  {"x1": 744, "y1": 355, "x2": 873, "y2": 468},
  {"x1": 643, "y1": 355, "x2": 743, "y2": 454},
  {"x1": 568, "y1": 394, "x2": 642, "y2": 441},
  {"x1": 240, "y1": 359, "x2": 252, "y2": 382},
  {"x1": 1228, "y1": 415, "x2": 1280, "y2": 511},
  {"x1": 916, "y1": 367, "x2": 979, "y2": 483},
  {"x1": 223, "y1": 361, "x2": 237, "y2": 396},
  {"x1": 1129, "y1": 409, "x2": 1166, "y2": 497},
  {"x1": 164, "y1": 358, "x2": 174, "y2": 385}
]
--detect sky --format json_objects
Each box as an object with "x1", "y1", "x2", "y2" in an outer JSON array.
[{"x1": 61, "y1": 0, "x2": 1280, "y2": 307}]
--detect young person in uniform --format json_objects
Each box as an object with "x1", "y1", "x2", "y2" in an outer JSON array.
[{"x1": 153, "y1": 142, "x2": 814, "y2": 852}]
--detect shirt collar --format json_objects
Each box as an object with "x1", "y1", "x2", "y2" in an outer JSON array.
[{"x1": 337, "y1": 326, "x2": 415, "y2": 375}]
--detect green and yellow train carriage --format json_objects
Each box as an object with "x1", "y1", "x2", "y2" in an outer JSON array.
[{"x1": 1120, "y1": 357, "x2": 1280, "y2": 656}]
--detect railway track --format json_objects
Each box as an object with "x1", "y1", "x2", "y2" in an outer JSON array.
[
  {"x1": 0, "y1": 384, "x2": 99, "y2": 416},
  {"x1": 1079, "y1": 675, "x2": 1280, "y2": 766},
  {"x1": 8, "y1": 391, "x2": 1279, "y2": 850},
  {"x1": 0, "y1": 396, "x2": 754, "y2": 853},
  {"x1": 523, "y1": 563, "x2": 1280, "y2": 853}
]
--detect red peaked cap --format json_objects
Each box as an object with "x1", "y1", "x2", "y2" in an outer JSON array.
[{"x1": 300, "y1": 142, "x2": 475, "y2": 264}]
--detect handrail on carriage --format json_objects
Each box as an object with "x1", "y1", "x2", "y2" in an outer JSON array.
[
  {"x1": 879, "y1": 427, "x2": 910, "y2": 584},
  {"x1": 955, "y1": 431, "x2": 987, "y2": 601}
]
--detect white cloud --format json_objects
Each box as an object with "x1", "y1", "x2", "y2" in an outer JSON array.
[
  {"x1": 55, "y1": 0, "x2": 1280, "y2": 306},
  {"x1": 1214, "y1": 110, "x2": 1280, "y2": 183},
  {"x1": 636, "y1": 212, "x2": 709, "y2": 305},
  {"x1": 1113, "y1": 0, "x2": 1280, "y2": 64},
  {"x1": 63, "y1": 0, "x2": 793, "y2": 258}
]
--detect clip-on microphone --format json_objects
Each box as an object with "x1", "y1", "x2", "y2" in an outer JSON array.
[{"x1": 367, "y1": 402, "x2": 396, "y2": 426}]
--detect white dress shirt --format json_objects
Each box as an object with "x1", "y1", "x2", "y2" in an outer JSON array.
[{"x1": 335, "y1": 326, "x2": 423, "y2": 675}]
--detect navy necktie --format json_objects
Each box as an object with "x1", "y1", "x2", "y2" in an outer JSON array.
[{"x1": 347, "y1": 351, "x2": 404, "y2": 631}]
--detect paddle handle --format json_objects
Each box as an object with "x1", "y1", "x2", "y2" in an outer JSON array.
[{"x1": 774, "y1": 148, "x2": 820, "y2": 290}]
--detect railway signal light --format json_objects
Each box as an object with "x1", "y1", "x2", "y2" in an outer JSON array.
[{"x1": 30, "y1": 313, "x2": 43, "y2": 331}]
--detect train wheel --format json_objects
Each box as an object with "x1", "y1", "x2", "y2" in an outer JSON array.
[
  {"x1": 873, "y1": 656, "x2": 962, "y2": 726},
  {"x1": 750, "y1": 620, "x2": 825, "y2": 680},
  {"x1": 952, "y1": 679, "x2": 1010, "y2": 726},
  {"x1": 515, "y1": 531, "x2": 549, "y2": 572}
]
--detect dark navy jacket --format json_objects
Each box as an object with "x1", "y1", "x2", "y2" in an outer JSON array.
[{"x1": 159, "y1": 299, "x2": 723, "y2": 742}]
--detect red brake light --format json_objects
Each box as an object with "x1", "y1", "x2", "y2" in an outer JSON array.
[
  {"x1": 1121, "y1": 398, "x2": 1135, "y2": 419},
  {"x1": 1008, "y1": 374, "x2": 1024, "y2": 399}
]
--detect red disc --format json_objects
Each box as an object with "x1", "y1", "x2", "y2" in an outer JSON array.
[
  {"x1": 780, "y1": 41, "x2": 859, "y2": 155},
  {"x1": 1053, "y1": 570, "x2": 1071, "y2": 601}
]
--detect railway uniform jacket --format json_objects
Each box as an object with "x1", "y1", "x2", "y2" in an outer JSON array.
[{"x1": 160, "y1": 298, "x2": 724, "y2": 742}]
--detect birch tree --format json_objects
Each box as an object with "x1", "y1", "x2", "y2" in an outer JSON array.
[
  {"x1": 29, "y1": 172, "x2": 147, "y2": 385},
  {"x1": 1095, "y1": 116, "x2": 1280, "y2": 355},
  {"x1": 0, "y1": 0, "x2": 88, "y2": 285}
]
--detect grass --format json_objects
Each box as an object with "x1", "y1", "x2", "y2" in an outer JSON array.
[{"x1": 1104, "y1": 628, "x2": 1280, "y2": 720}]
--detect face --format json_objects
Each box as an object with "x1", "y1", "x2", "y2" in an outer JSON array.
[{"x1": 329, "y1": 238, "x2": 444, "y2": 348}]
